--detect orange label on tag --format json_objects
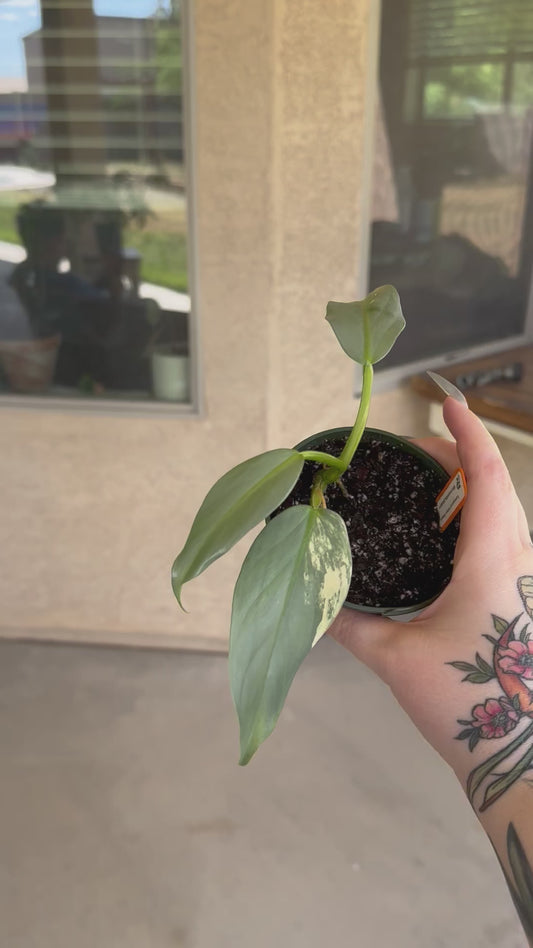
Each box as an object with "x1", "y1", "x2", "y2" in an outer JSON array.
[{"x1": 436, "y1": 468, "x2": 467, "y2": 531}]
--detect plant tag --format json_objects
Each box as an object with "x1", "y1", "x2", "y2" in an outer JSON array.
[{"x1": 436, "y1": 468, "x2": 467, "y2": 531}]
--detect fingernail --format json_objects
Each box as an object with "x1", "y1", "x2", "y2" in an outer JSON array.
[{"x1": 426, "y1": 370, "x2": 468, "y2": 406}]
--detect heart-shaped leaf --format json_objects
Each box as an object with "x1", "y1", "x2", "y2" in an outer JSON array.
[
  {"x1": 172, "y1": 449, "x2": 304, "y2": 607},
  {"x1": 229, "y1": 504, "x2": 352, "y2": 765},
  {"x1": 326, "y1": 284, "x2": 405, "y2": 365}
]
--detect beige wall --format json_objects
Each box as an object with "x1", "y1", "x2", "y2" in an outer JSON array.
[
  {"x1": 0, "y1": 0, "x2": 374, "y2": 650},
  {"x1": 2, "y1": 0, "x2": 531, "y2": 651}
]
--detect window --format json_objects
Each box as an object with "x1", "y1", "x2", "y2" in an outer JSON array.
[
  {"x1": 369, "y1": 0, "x2": 533, "y2": 375},
  {"x1": 0, "y1": 0, "x2": 194, "y2": 407}
]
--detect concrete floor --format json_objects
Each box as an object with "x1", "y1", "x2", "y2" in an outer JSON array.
[{"x1": 0, "y1": 638, "x2": 525, "y2": 948}]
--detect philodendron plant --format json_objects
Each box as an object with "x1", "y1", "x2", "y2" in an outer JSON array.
[{"x1": 172, "y1": 284, "x2": 405, "y2": 764}]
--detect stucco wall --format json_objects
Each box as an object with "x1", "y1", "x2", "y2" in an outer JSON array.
[
  {"x1": 4, "y1": 0, "x2": 529, "y2": 651},
  {"x1": 0, "y1": 0, "x2": 375, "y2": 649}
]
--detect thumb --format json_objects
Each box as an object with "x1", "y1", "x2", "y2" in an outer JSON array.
[
  {"x1": 327, "y1": 607, "x2": 398, "y2": 680},
  {"x1": 442, "y1": 396, "x2": 526, "y2": 556}
]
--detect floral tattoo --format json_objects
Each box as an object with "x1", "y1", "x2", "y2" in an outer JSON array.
[{"x1": 450, "y1": 576, "x2": 533, "y2": 812}]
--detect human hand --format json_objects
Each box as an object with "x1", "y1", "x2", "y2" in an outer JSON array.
[{"x1": 328, "y1": 397, "x2": 533, "y2": 800}]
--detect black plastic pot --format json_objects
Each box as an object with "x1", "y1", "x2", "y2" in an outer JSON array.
[{"x1": 293, "y1": 426, "x2": 458, "y2": 618}]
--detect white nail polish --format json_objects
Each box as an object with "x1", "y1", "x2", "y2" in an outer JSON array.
[{"x1": 426, "y1": 371, "x2": 468, "y2": 406}]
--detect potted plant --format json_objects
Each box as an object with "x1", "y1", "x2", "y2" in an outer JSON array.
[{"x1": 172, "y1": 285, "x2": 460, "y2": 763}]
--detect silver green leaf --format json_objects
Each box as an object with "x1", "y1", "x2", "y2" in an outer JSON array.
[
  {"x1": 326, "y1": 284, "x2": 405, "y2": 365},
  {"x1": 229, "y1": 504, "x2": 352, "y2": 765},
  {"x1": 171, "y1": 449, "x2": 304, "y2": 607}
]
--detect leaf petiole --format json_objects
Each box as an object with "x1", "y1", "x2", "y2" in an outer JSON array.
[
  {"x1": 308, "y1": 361, "x2": 374, "y2": 506},
  {"x1": 300, "y1": 451, "x2": 345, "y2": 470},
  {"x1": 338, "y1": 361, "x2": 374, "y2": 471}
]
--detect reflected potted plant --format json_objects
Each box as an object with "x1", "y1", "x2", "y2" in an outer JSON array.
[
  {"x1": 151, "y1": 341, "x2": 189, "y2": 402},
  {"x1": 144, "y1": 302, "x2": 190, "y2": 402},
  {"x1": 172, "y1": 286, "x2": 460, "y2": 763},
  {"x1": 0, "y1": 333, "x2": 61, "y2": 394}
]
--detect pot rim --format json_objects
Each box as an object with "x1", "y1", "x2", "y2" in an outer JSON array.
[{"x1": 293, "y1": 426, "x2": 454, "y2": 617}]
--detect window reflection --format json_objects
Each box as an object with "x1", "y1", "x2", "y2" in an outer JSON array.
[
  {"x1": 422, "y1": 64, "x2": 505, "y2": 119},
  {"x1": 0, "y1": 0, "x2": 190, "y2": 402},
  {"x1": 371, "y1": 0, "x2": 533, "y2": 369}
]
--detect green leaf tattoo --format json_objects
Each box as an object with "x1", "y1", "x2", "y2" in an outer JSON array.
[
  {"x1": 448, "y1": 652, "x2": 495, "y2": 684},
  {"x1": 492, "y1": 614, "x2": 510, "y2": 637},
  {"x1": 496, "y1": 824, "x2": 533, "y2": 945}
]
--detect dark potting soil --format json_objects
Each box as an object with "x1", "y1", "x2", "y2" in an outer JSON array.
[{"x1": 275, "y1": 433, "x2": 460, "y2": 610}]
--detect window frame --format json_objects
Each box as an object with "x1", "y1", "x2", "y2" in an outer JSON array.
[{"x1": 0, "y1": 0, "x2": 202, "y2": 417}]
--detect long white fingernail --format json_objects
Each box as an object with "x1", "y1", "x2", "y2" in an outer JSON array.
[{"x1": 426, "y1": 370, "x2": 468, "y2": 406}]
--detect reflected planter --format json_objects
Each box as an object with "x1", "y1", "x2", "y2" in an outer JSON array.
[
  {"x1": 0, "y1": 334, "x2": 61, "y2": 394},
  {"x1": 151, "y1": 344, "x2": 190, "y2": 403},
  {"x1": 285, "y1": 426, "x2": 460, "y2": 618}
]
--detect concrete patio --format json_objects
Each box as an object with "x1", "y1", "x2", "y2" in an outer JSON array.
[{"x1": 0, "y1": 637, "x2": 524, "y2": 947}]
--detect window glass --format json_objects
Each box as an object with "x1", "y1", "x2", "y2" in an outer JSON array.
[
  {"x1": 513, "y1": 62, "x2": 533, "y2": 111},
  {"x1": 0, "y1": 0, "x2": 191, "y2": 404},
  {"x1": 422, "y1": 64, "x2": 504, "y2": 119},
  {"x1": 371, "y1": 0, "x2": 533, "y2": 371}
]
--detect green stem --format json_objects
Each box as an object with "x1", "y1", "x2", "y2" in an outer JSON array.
[
  {"x1": 308, "y1": 360, "x2": 374, "y2": 507},
  {"x1": 300, "y1": 451, "x2": 345, "y2": 470},
  {"x1": 310, "y1": 483, "x2": 326, "y2": 509},
  {"x1": 338, "y1": 361, "x2": 373, "y2": 472}
]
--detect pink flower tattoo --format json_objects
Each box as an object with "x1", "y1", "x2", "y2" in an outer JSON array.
[
  {"x1": 498, "y1": 641, "x2": 533, "y2": 680},
  {"x1": 471, "y1": 697, "x2": 520, "y2": 739},
  {"x1": 450, "y1": 600, "x2": 533, "y2": 811},
  {"x1": 456, "y1": 694, "x2": 521, "y2": 751}
]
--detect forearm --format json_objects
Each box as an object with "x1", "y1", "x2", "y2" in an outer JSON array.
[
  {"x1": 328, "y1": 399, "x2": 533, "y2": 942},
  {"x1": 476, "y1": 785, "x2": 533, "y2": 947},
  {"x1": 445, "y1": 570, "x2": 533, "y2": 944},
  {"x1": 377, "y1": 567, "x2": 533, "y2": 942}
]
